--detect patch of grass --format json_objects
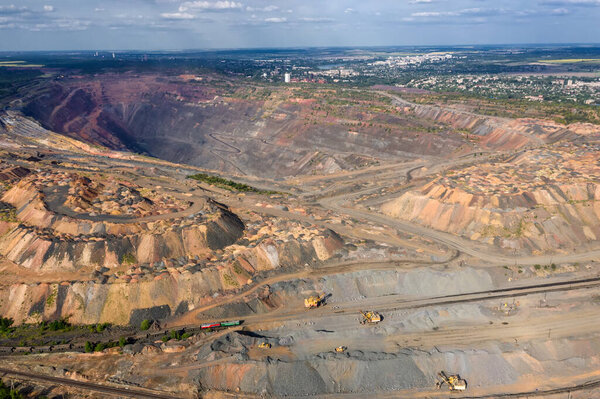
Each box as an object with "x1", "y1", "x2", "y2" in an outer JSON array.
[
  {"x1": 232, "y1": 263, "x2": 244, "y2": 275},
  {"x1": 0, "y1": 207, "x2": 17, "y2": 223},
  {"x1": 187, "y1": 173, "x2": 279, "y2": 194},
  {"x1": 0, "y1": 317, "x2": 13, "y2": 334},
  {"x1": 120, "y1": 253, "x2": 137, "y2": 265},
  {"x1": 0, "y1": 379, "x2": 24, "y2": 398},
  {"x1": 223, "y1": 272, "x2": 239, "y2": 287},
  {"x1": 541, "y1": 58, "x2": 600, "y2": 64},
  {"x1": 45, "y1": 288, "x2": 58, "y2": 307}
]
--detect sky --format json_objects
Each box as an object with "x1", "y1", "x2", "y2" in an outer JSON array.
[{"x1": 0, "y1": 0, "x2": 599, "y2": 51}]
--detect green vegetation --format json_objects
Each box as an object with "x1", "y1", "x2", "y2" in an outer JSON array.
[
  {"x1": 120, "y1": 253, "x2": 137, "y2": 265},
  {"x1": 45, "y1": 288, "x2": 57, "y2": 307},
  {"x1": 88, "y1": 322, "x2": 110, "y2": 333},
  {"x1": 0, "y1": 208, "x2": 17, "y2": 223},
  {"x1": 541, "y1": 58, "x2": 600, "y2": 64},
  {"x1": 188, "y1": 173, "x2": 279, "y2": 194},
  {"x1": 140, "y1": 319, "x2": 151, "y2": 331},
  {"x1": 161, "y1": 329, "x2": 190, "y2": 342},
  {"x1": 0, "y1": 379, "x2": 23, "y2": 399},
  {"x1": 232, "y1": 262, "x2": 244, "y2": 275},
  {"x1": 223, "y1": 272, "x2": 239, "y2": 287},
  {"x1": 84, "y1": 341, "x2": 93, "y2": 353},
  {"x1": 41, "y1": 319, "x2": 71, "y2": 332},
  {"x1": 0, "y1": 318, "x2": 13, "y2": 334},
  {"x1": 0, "y1": 68, "x2": 43, "y2": 101}
]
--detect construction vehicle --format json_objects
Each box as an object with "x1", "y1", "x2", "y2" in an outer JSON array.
[
  {"x1": 359, "y1": 310, "x2": 382, "y2": 325},
  {"x1": 436, "y1": 371, "x2": 467, "y2": 391},
  {"x1": 304, "y1": 293, "x2": 326, "y2": 309},
  {"x1": 335, "y1": 346, "x2": 347, "y2": 353},
  {"x1": 258, "y1": 342, "x2": 271, "y2": 349}
]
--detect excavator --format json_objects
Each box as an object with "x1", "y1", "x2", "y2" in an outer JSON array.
[
  {"x1": 258, "y1": 342, "x2": 271, "y2": 349},
  {"x1": 359, "y1": 310, "x2": 382, "y2": 325},
  {"x1": 436, "y1": 371, "x2": 467, "y2": 391},
  {"x1": 304, "y1": 293, "x2": 326, "y2": 309}
]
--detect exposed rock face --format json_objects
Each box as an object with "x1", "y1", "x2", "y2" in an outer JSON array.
[
  {"x1": 0, "y1": 180, "x2": 244, "y2": 271},
  {"x1": 0, "y1": 230, "x2": 343, "y2": 325},
  {"x1": 406, "y1": 102, "x2": 597, "y2": 150},
  {"x1": 0, "y1": 165, "x2": 31, "y2": 182},
  {"x1": 20, "y1": 74, "x2": 474, "y2": 178},
  {"x1": 382, "y1": 146, "x2": 600, "y2": 253},
  {"x1": 0, "y1": 171, "x2": 345, "y2": 325}
]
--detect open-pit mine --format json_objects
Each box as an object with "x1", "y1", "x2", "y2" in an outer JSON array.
[{"x1": 1, "y1": 56, "x2": 600, "y2": 399}]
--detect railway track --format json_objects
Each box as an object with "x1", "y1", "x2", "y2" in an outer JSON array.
[{"x1": 0, "y1": 367, "x2": 184, "y2": 399}]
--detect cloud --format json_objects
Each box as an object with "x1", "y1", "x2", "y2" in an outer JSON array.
[
  {"x1": 246, "y1": 5, "x2": 278, "y2": 12},
  {"x1": 411, "y1": 8, "x2": 504, "y2": 18},
  {"x1": 410, "y1": 0, "x2": 434, "y2": 3},
  {"x1": 43, "y1": 5, "x2": 54, "y2": 12},
  {"x1": 344, "y1": 8, "x2": 355, "y2": 13},
  {"x1": 298, "y1": 17, "x2": 334, "y2": 23},
  {"x1": 179, "y1": 1, "x2": 243, "y2": 11},
  {"x1": 29, "y1": 18, "x2": 91, "y2": 31},
  {"x1": 264, "y1": 17, "x2": 286, "y2": 23},
  {"x1": 0, "y1": 5, "x2": 29, "y2": 15},
  {"x1": 540, "y1": 0, "x2": 600, "y2": 5},
  {"x1": 161, "y1": 12, "x2": 195, "y2": 19}
]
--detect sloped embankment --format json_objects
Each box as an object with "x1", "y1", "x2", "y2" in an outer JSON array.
[
  {"x1": 382, "y1": 180, "x2": 600, "y2": 253},
  {"x1": 0, "y1": 180, "x2": 243, "y2": 271}
]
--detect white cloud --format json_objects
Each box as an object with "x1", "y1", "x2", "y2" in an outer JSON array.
[
  {"x1": 161, "y1": 12, "x2": 195, "y2": 19},
  {"x1": 298, "y1": 17, "x2": 334, "y2": 23},
  {"x1": 29, "y1": 18, "x2": 91, "y2": 31},
  {"x1": 43, "y1": 5, "x2": 54, "y2": 12},
  {"x1": 264, "y1": 17, "x2": 286, "y2": 23},
  {"x1": 411, "y1": 8, "x2": 501, "y2": 18},
  {"x1": 179, "y1": 1, "x2": 243, "y2": 11},
  {"x1": 0, "y1": 5, "x2": 29, "y2": 14},
  {"x1": 344, "y1": 8, "x2": 355, "y2": 13},
  {"x1": 247, "y1": 5, "x2": 278, "y2": 12},
  {"x1": 541, "y1": 0, "x2": 600, "y2": 5}
]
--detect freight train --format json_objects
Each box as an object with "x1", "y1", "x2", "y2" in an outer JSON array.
[{"x1": 200, "y1": 320, "x2": 242, "y2": 329}]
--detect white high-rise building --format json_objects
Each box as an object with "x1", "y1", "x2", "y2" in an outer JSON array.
[{"x1": 284, "y1": 73, "x2": 291, "y2": 83}]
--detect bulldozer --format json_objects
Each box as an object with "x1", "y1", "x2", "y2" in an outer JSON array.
[
  {"x1": 258, "y1": 342, "x2": 271, "y2": 349},
  {"x1": 359, "y1": 310, "x2": 382, "y2": 325},
  {"x1": 304, "y1": 293, "x2": 326, "y2": 309},
  {"x1": 436, "y1": 371, "x2": 466, "y2": 391}
]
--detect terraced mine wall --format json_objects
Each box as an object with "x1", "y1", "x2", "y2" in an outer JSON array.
[
  {"x1": 382, "y1": 181, "x2": 600, "y2": 253},
  {"x1": 0, "y1": 181, "x2": 244, "y2": 271},
  {"x1": 406, "y1": 101, "x2": 583, "y2": 150},
  {"x1": 0, "y1": 180, "x2": 344, "y2": 325}
]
